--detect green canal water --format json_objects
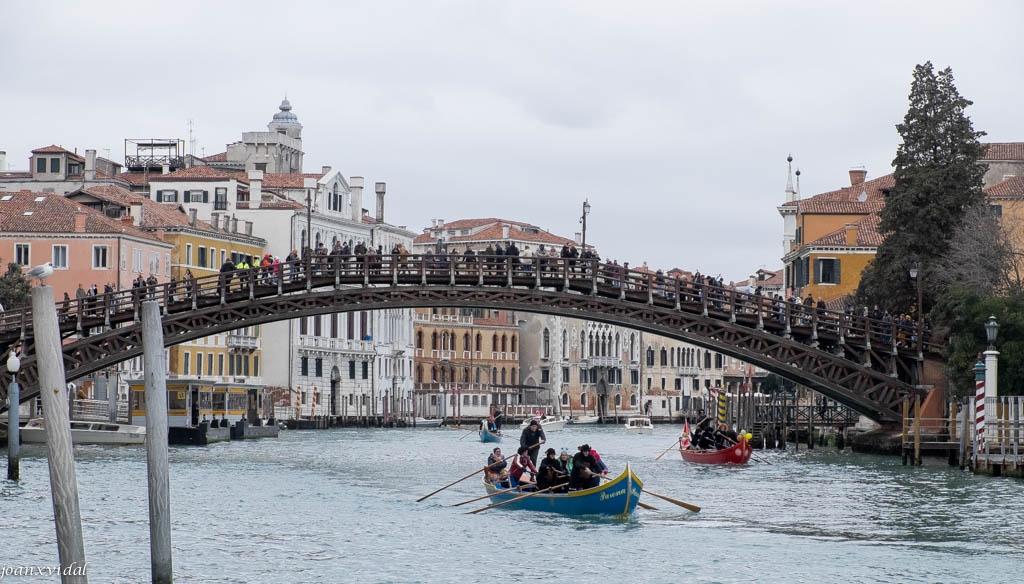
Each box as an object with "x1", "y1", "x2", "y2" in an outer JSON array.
[{"x1": 1, "y1": 425, "x2": 1021, "y2": 583}]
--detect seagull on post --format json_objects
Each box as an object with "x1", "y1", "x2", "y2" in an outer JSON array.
[{"x1": 25, "y1": 262, "x2": 54, "y2": 284}]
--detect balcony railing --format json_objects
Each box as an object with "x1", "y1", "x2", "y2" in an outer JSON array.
[
  {"x1": 585, "y1": 356, "x2": 620, "y2": 367},
  {"x1": 226, "y1": 333, "x2": 258, "y2": 350},
  {"x1": 297, "y1": 337, "x2": 374, "y2": 352},
  {"x1": 413, "y1": 312, "x2": 474, "y2": 324}
]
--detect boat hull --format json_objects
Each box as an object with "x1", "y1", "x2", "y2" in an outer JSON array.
[
  {"x1": 519, "y1": 416, "x2": 565, "y2": 432},
  {"x1": 20, "y1": 419, "x2": 146, "y2": 446},
  {"x1": 414, "y1": 418, "x2": 443, "y2": 427},
  {"x1": 479, "y1": 428, "x2": 502, "y2": 443},
  {"x1": 680, "y1": 437, "x2": 752, "y2": 464},
  {"x1": 567, "y1": 416, "x2": 599, "y2": 425},
  {"x1": 482, "y1": 465, "x2": 643, "y2": 516}
]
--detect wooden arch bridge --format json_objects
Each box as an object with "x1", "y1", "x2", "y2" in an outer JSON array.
[{"x1": 0, "y1": 255, "x2": 941, "y2": 424}]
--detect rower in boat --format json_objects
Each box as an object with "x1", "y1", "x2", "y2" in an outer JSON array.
[
  {"x1": 536, "y1": 448, "x2": 569, "y2": 493},
  {"x1": 485, "y1": 447, "x2": 510, "y2": 487},
  {"x1": 570, "y1": 444, "x2": 604, "y2": 490},
  {"x1": 508, "y1": 446, "x2": 538, "y2": 490}
]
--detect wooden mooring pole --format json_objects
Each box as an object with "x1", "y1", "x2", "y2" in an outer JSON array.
[
  {"x1": 32, "y1": 286, "x2": 88, "y2": 583},
  {"x1": 142, "y1": 301, "x2": 173, "y2": 583},
  {"x1": 6, "y1": 353, "x2": 20, "y2": 481},
  {"x1": 913, "y1": 396, "x2": 922, "y2": 466}
]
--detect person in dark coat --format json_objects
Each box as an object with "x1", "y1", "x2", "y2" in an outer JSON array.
[
  {"x1": 536, "y1": 448, "x2": 569, "y2": 491},
  {"x1": 519, "y1": 420, "x2": 546, "y2": 466},
  {"x1": 569, "y1": 444, "x2": 602, "y2": 490}
]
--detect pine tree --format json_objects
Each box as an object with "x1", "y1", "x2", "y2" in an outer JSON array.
[
  {"x1": 0, "y1": 261, "x2": 32, "y2": 310},
  {"x1": 857, "y1": 62, "x2": 987, "y2": 313}
]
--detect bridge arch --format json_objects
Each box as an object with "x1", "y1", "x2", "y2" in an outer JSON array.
[{"x1": 0, "y1": 256, "x2": 934, "y2": 423}]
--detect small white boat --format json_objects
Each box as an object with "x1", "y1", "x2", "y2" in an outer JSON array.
[
  {"x1": 20, "y1": 418, "x2": 146, "y2": 445},
  {"x1": 624, "y1": 417, "x2": 654, "y2": 435},
  {"x1": 414, "y1": 417, "x2": 443, "y2": 427},
  {"x1": 520, "y1": 415, "x2": 565, "y2": 432},
  {"x1": 567, "y1": 415, "x2": 599, "y2": 425}
]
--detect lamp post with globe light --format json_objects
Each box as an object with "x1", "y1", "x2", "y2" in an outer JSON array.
[{"x1": 7, "y1": 350, "x2": 21, "y2": 481}]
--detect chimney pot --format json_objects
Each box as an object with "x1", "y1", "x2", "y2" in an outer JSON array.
[
  {"x1": 322, "y1": 165, "x2": 331, "y2": 175},
  {"x1": 189, "y1": 208, "x2": 198, "y2": 227},
  {"x1": 350, "y1": 176, "x2": 364, "y2": 223},
  {"x1": 85, "y1": 149, "x2": 96, "y2": 181},
  {"x1": 161, "y1": 164, "x2": 170, "y2": 175},
  {"x1": 849, "y1": 168, "x2": 867, "y2": 187},
  {"x1": 375, "y1": 182, "x2": 386, "y2": 223},
  {"x1": 74, "y1": 212, "x2": 88, "y2": 233},
  {"x1": 844, "y1": 223, "x2": 859, "y2": 246}
]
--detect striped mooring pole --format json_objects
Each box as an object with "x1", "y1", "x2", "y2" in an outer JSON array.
[
  {"x1": 717, "y1": 391, "x2": 727, "y2": 425},
  {"x1": 974, "y1": 358, "x2": 986, "y2": 453}
]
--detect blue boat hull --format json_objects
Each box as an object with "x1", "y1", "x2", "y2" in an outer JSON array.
[
  {"x1": 482, "y1": 465, "x2": 643, "y2": 516},
  {"x1": 479, "y1": 428, "x2": 502, "y2": 443}
]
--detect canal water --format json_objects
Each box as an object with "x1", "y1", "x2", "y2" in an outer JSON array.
[{"x1": 2, "y1": 425, "x2": 1021, "y2": 583}]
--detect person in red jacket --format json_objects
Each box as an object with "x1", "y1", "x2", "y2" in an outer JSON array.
[{"x1": 508, "y1": 446, "x2": 537, "y2": 490}]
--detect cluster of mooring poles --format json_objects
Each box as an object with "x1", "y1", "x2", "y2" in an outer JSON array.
[{"x1": 5, "y1": 286, "x2": 172, "y2": 583}]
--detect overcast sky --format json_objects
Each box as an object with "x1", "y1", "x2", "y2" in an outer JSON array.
[{"x1": 3, "y1": 1, "x2": 1022, "y2": 280}]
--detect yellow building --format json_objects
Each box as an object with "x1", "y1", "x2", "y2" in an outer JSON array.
[{"x1": 70, "y1": 185, "x2": 267, "y2": 427}]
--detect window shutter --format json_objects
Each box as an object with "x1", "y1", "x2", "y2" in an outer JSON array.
[
  {"x1": 155, "y1": 190, "x2": 163, "y2": 203},
  {"x1": 183, "y1": 191, "x2": 191, "y2": 203},
  {"x1": 203, "y1": 190, "x2": 209, "y2": 203},
  {"x1": 813, "y1": 259, "x2": 821, "y2": 284},
  {"x1": 834, "y1": 259, "x2": 841, "y2": 284}
]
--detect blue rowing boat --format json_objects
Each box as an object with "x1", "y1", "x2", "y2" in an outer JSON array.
[
  {"x1": 481, "y1": 464, "x2": 643, "y2": 516},
  {"x1": 479, "y1": 422, "x2": 503, "y2": 440}
]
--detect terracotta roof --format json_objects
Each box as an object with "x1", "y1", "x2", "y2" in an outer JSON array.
[
  {"x1": 413, "y1": 219, "x2": 573, "y2": 246},
  {"x1": 149, "y1": 166, "x2": 248, "y2": 183},
  {"x1": 0, "y1": 172, "x2": 33, "y2": 179},
  {"x1": 805, "y1": 213, "x2": 884, "y2": 247},
  {"x1": 982, "y1": 143, "x2": 1024, "y2": 162},
  {"x1": 0, "y1": 190, "x2": 162, "y2": 242},
  {"x1": 30, "y1": 145, "x2": 84, "y2": 162},
  {"x1": 256, "y1": 200, "x2": 306, "y2": 210},
  {"x1": 114, "y1": 172, "x2": 152, "y2": 185},
  {"x1": 985, "y1": 176, "x2": 1024, "y2": 199},
  {"x1": 261, "y1": 173, "x2": 322, "y2": 189},
  {"x1": 799, "y1": 174, "x2": 894, "y2": 214},
  {"x1": 203, "y1": 151, "x2": 228, "y2": 162}
]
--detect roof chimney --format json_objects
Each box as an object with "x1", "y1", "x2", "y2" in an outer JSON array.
[
  {"x1": 502, "y1": 224, "x2": 510, "y2": 239},
  {"x1": 844, "y1": 223, "x2": 859, "y2": 246},
  {"x1": 210, "y1": 212, "x2": 220, "y2": 230},
  {"x1": 130, "y1": 202, "x2": 143, "y2": 226},
  {"x1": 231, "y1": 216, "x2": 239, "y2": 233},
  {"x1": 322, "y1": 165, "x2": 331, "y2": 175},
  {"x1": 375, "y1": 182, "x2": 386, "y2": 223},
  {"x1": 849, "y1": 167, "x2": 867, "y2": 187},
  {"x1": 248, "y1": 170, "x2": 263, "y2": 209},
  {"x1": 85, "y1": 149, "x2": 96, "y2": 181},
  {"x1": 189, "y1": 207, "x2": 198, "y2": 227},
  {"x1": 0, "y1": 151, "x2": 7, "y2": 171},
  {"x1": 350, "y1": 176, "x2": 364, "y2": 223},
  {"x1": 245, "y1": 220, "x2": 253, "y2": 236},
  {"x1": 74, "y1": 211, "x2": 88, "y2": 233},
  {"x1": 161, "y1": 164, "x2": 170, "y2": 175}
]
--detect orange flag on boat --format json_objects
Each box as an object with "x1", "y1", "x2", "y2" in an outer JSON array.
[{"x1": 680, "y1": 420, "x2": 691, "y2": 449}]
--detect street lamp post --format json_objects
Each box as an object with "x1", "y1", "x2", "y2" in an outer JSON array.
[
  {"x1": 984, "y1": 315, "x2": 999, "y2": 398},
  {"x1": 908, "y1": 264, "x2": 924, "y2": 350},
  {"x1": 581, "y1": 199, "x2": 591, "y2": 252},
  {"x1": 7, "y1": 351, "x2": 21, "y2": 481}
]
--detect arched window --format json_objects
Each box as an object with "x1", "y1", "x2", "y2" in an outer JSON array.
[
  {"x1": 562, "y1": 392, "x2": 569, "y2": 406},
  {"x1": 501, "y1": 335, "x2": 507, "y2": 353},
  {"x1": 630, "y1": 393, "x2": 638, "y2": 407},
  {"x1": 561, "y1": 329, "x2": 568, "y2": 359},
  {"x1": 431, "y1": 366, "x2": 438, "y2": 382},
  {"x1": 511, "y1": 367, "x2": 516, "y2": 383},
  {"x1": 501, "y1": 368, "x2": 507, "y2": 385},
  {"x1": 463, "y1": 333, "x2": 470, "y2": 353},
  {"x1": 646, "y1": 347, "x2": 655, "y2": 367},
  {"x1": 415, "y1": 331, "x2": 423, "y2": 349},
  {"x1": 660, "y1": 347, "x2": 668, "y2": 366},
  {"x1": 441, "y1": 331, "x2": 449, "y2": 351},
  {"x1": 416, "y1": 365, "x2": 423, "y2": 383},
  {"x1": 580, "y1": 331, "x2": 587, "y2": 358},
  {"x1": 581, "y1": 393, "x2": 588, "y2": 407},
  {"x1": 615, "y1": 394, "x2": 622, "y2": 407},
  {"x1": 492, "y1": 334, "x2": 498, "y2": 352},
  {"x1": 630, "y1": 333, "x2": 637, "y2": 362},
  {"x1": 542, "y1": 329, "x2": 550, "y2": 359},
  {"x1": 476, "y1": 333, "x2": 482, "y2": 352},
  {"x1": 588, "y1": 333, "x2": 595, "y2": 357},
  {"x1": 704, "y1": 351, "x2": 712, "y2": 369},
  {"x1": 491, "y1": 369, "x2": 497, "y2": 385},
  {"x1": 431, "y1": 332, "x2": 438, "y2": 350},
  {"x1": 615, "y1": 333, "x2": 620, "y2": 358},
  {"x1": 475, "y1": 369, "x2": 481, "y2": 384}
]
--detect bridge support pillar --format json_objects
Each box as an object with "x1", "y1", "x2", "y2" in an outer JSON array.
[{"x1": 142, "y1": 301, "x2": 173, "y2": 584}]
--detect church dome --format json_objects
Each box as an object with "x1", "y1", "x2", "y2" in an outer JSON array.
[{"x1": 271, "y1": 99, "x2": 300, "y2": 126}]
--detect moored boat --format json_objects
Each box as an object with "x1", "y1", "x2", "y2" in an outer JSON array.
[
  {"x1": 482, "y1": 464, "x2": 643, "y2": 516},
  {"x1": 566, "y1": 415, "x2": 599, "y2": 425},
  {"x1": 20, "y1": 418, "x2": 146, "y2": 446},
  {"x1": 519, "y1": 415, "x2": 565, "y2": 432},
  {"x1": 478, "y1": 420, "x2": 502, "y2": 443},
  {"x1": 679, "y1": 435, "x2": 752, "y2": 464},
  {"x1": 624, "y1": 417, "x2": 653, "y2": 435},
  {"x1": 414, "y1": 417, "x2": 443, "y2": 427}
]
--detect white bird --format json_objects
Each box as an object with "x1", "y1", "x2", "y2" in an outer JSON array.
[{"x1": 25, "y1": 262, "x2": 54, "y2": 283}]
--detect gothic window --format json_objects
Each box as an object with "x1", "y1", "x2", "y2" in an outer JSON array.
[
  {"x1": 660, "y1": 347, "x2": 668, "y2": 366},
  {"x1": 562, "y1": 329, "x2": 568, "y2": 359},
  {"x1": 542, "y1": 329, "x2": 550, "y2": 359},
  {"x1": 646, "y1": 347, "x2": 655, "y2": 367}
]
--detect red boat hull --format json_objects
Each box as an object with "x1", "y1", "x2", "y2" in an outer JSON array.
[{"x1": 679, "y1": 437, "x2": 752, "y2": 464}]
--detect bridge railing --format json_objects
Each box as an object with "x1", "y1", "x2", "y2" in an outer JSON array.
[{"x1": 0, "y1": 254, "x2": 941, "y2": 358}]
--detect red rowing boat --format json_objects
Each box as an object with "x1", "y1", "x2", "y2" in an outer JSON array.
[{"x1": 679, "y1": 435, "x2": 752, "y2": 464}]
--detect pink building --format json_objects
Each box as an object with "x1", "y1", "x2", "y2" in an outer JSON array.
[{"x1": 0, "y1": 190, "x2": 173, "y2": 303}]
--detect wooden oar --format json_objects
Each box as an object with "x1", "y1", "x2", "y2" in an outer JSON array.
[
  {"x1": 658, "y1": 416, "x2": 710, "y2": 460},
  {"x1": 641, "y1": 488, "x2": 700, "y2": 513},
  {"x1": 451, "y1": 486, "x2": 520, "y2": 507},
  {"x1": 467, "y1": 486, "x2": 556, "y2": 514},
  {"x1": 637, "y1": 501, "x2": 658, "y2": 511},
  {"x1": 415, "y1": 442, "x2": 540, "y2": 502}
]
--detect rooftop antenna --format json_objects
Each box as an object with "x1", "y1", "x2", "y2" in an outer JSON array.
[{"x1": 187, "y1": 118, "x2": 197, "y2": 158}]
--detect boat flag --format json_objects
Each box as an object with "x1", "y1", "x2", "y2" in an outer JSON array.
[{"x1": 680, "y1": 420, "x2": 691, "y2": 449}]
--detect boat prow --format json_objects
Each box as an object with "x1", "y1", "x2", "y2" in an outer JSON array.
[
  {"x1": 20, "y1": 418, "x2": 147, "y2": 446},
  {"x1": 482, "y1": 464, "x2": 643, "y2": 516}
]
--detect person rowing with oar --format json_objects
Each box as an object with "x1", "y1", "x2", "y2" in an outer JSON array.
[
  {"x1": 508, "y1": 446, "x2": 538, "y2": 490},
  {"x1": 485, "y1": 447, "x2": 510, "y2": 487},
  {"x1": 569, "y1": 444, "x2": 604, "y2": 490},
  {"x1": 536, "y1": 448, "x2": 570, "y2": 492}
]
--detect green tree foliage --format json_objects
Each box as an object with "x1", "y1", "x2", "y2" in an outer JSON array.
[
  {"x1": 0, "y1": 261, "x2": 31, "y2": 310},
  {"x1": 930, "y1": 289, "x2": 1024, "y2": 397},
  {"x1": 857, "y1": 62, "x2": 987, "y2": 313}
]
